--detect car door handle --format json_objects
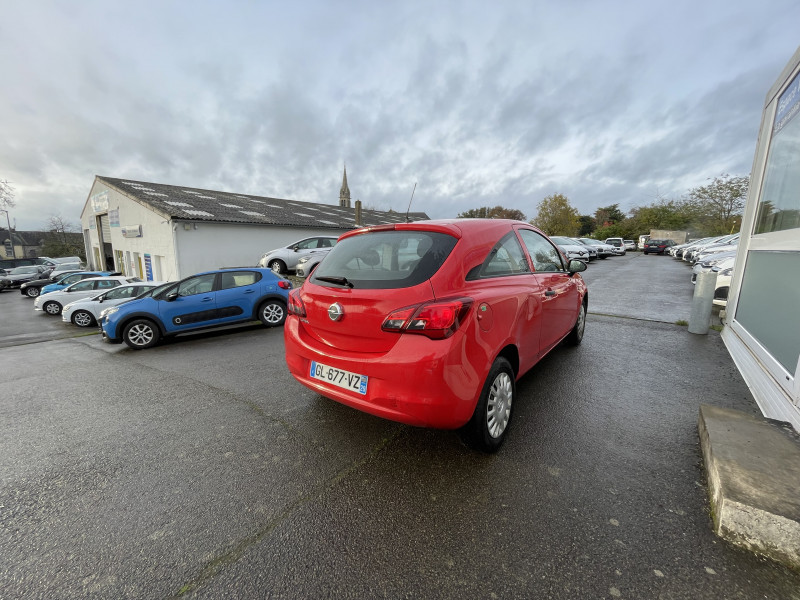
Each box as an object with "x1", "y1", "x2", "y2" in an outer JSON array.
[
  {"x1": 544, "y1": 290, "x2": 556, "y2": 297},
  {"x1": 243, "y1": 289, "x2": 255, "y2": 294},
  {"x1": 201, "y1": 297, "x2": 213, "y2": 302}
]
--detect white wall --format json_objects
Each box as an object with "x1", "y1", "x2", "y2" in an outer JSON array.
[{"x1": 172, "y1": 223, "x2": 345, "y2": 276}]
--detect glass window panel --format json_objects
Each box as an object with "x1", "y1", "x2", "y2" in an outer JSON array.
[
  {"x1": 754, "y1": 70, "x2": 800, "y2": 234},
  {"x1": 734, "y1": 251, "x2": 800, "y2": 373}
]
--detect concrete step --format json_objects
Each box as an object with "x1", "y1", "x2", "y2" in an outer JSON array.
[{"x1": 699, "y1": 404, "x2": 800, "y2": 570}]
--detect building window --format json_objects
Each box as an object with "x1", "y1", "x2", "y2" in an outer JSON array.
[{"x1": 753, "y1": 69, "x2": 800, "y2": 235}]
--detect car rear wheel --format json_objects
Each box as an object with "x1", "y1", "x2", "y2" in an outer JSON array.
[
  {"x1": 26, "y1": 287, "x2": 40, "y2": 297},
  {"x1": 43, "y1": 301, "x2": 62, "y2": 315},
  {"x1": 268, "y1": 259, "x2": 286, "y2": 275},
  {"x1": 461, "y1": 357, "x2": 515, "y2": 453},
  {"x1": 565, "y1": 302, "x2": 586, "y2": 346},
  {"x1": 123, "y1": 319, "x2": 160, "y2": 349},
  {"x1": 71, "y1": 310, "x2": 96, "y2": 328},
  {"x1": 258, "y1": 299, "x2": 287, "y2": 326}
]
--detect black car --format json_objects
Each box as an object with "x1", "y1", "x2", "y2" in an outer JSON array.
[
  {"x1": 643, "y1": 239, "x2": 676, "y2": 255},
  {"x1": 0, "y1": 265, "x2": 50, "y2": 291}
]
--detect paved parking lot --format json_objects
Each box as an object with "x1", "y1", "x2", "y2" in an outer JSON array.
[{"x1": 2, "y1": 253, "x2": 799, "y2": 599}]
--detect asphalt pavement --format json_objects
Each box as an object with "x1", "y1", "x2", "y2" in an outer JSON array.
[{"x1": 2, "y1": 252, "x2": 799, "y2": 599}]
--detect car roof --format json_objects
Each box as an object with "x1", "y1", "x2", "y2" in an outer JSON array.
[{"x1": 339, "y1": 218, "x2": 539, "y2": 241}]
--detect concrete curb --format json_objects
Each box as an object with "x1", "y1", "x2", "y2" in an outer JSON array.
[{"x1": 698, "y1": 404, "x2": 800, "y2": 570}]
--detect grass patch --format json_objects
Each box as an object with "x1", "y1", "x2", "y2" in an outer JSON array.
[
  {"x1": 710, "y1": 324, "x2": 724, "y2": 332},
  {"x1": 675, "y1": 319, "x2": 689, "y2": 326}
]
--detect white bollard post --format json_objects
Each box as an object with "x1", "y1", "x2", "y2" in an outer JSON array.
[{"x1": 689, "y1": 271, "x2": 718, "y2": 334}]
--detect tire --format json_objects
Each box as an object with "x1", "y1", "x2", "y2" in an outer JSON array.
[
  {"x1": 565, "y1": 301, "x2": 586, "y2": 346},
  {"x1": 460, "y1": 357, "x2": 515, "y2": 453},
  {"x1": 268, "y1": 259, "x2": 286, "y2": 275},
  {"x1": 43, "y1": 301, "x2": 62, "y2": 316},
  {"x1": 123, "y1": 319, "x2": 160, "y2": 349},
  {"x1": 71, "y1": 310, "x2": 96, "y2": 328},
  {"x1": 26, "y1": 286, "x2": 41, "y2": 297},
  {"x1": 258, "y1": 299, "x2": 287, "y2": 327}
]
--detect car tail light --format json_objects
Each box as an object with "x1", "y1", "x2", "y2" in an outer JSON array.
[
  {"x1": 278, "y1": 280, "x2": 292, "y2": 290},
  {"x1": 288, "y1": 289, "x2": 306, "y2": 317},
  {"x1": 382, "y1": 298, "x2": 473, "y2": 340}
]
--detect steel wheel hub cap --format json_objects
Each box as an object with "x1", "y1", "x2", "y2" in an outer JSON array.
[{"x1": 486, "y1": 372, "x2": 513, "y2": 438}]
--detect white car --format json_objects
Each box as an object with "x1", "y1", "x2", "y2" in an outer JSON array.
[
  {"x1": 61, "y1": 281, "x2": 164, "y2": 327},
  {"x1": 604, "y1": 237, "x2": 626, "y2": 255},
  {"x1": 577, "y1": 238, "x2": 615, "y2": 259},
  {"x1": 35, "y1": 276, "x2": 141, "y2": 316},
  {"x1": 713, "y1": 262, "x2": 736, "y2": 307},
  {"x1": 548, "y1": 236, "x2": 590, "y2": 263},
  {"x1": 257, "y1": 236, "x2": 338, "y2": 274}
]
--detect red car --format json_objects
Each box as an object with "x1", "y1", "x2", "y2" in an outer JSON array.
[{"x1": 284, "y1": 219, "x2": 588, "y2": 452}]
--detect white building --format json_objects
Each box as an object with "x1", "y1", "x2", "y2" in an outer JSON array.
[
  {"x1": 722, "y1": 46, "x2": 800, "y2": 430},
  {"x1": 79, "y1": 175, "x2": 428, "y2": 282}
]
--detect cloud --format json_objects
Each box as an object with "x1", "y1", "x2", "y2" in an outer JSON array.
[{"x1": 1, "y1": 0, "x2": 798, "y2": 229}]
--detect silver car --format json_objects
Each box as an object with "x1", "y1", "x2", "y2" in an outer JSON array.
[
  {"x1": 61, "y1": 281, "x2": 165, "y2": 327},
  {"x1": 257, "y1": 236, "x2": 338, "y2": 274}
]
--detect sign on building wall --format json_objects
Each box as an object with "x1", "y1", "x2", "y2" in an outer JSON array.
[
  {"x1": 109, "y1": 209, "x2": 120, "y2": 227},
  {"x1": 91, "y1": 191, "x2": 109, "y2": 213},
  {"x1": 144, "y1": 254, "x2": 153, "y2": 281}
]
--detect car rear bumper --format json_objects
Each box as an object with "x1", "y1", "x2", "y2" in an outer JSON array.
[{"x1": 284, "y1": 317, "x2": 483, "y2": 429}]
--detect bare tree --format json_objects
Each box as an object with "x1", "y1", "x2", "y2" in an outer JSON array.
[
  {"x1": 0, "y1": 179, "x2": 15, "y2": 210},
  {"x1": 46, "y1": 215, "x2": 80, "y2": 244}
]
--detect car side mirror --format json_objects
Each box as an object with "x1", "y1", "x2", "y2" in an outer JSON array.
[
  {"x1": 166, "y1": 291, "x2": 179, "y2": 302},
  {"x1": 292, "y1": 246, "x2": 300, "y2": 252},
  {"x1": 568, "y1": 259, "x2": 587, "y2": 274}
]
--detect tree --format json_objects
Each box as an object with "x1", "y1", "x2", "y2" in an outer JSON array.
[
  {"x1": 0, "y1": 179, "x2": 15, "y2": 210},
  {"x1": 458, "y1": 206, "x2": 527, "y2": 221},
  {"x1": 578, "y1": 215, "x2": 596, "y2": 236},
  {"x1": 531, "y1": 194, "x2": 580, "y2": 236},
  {"x1": 41, "y1": 215, "x2": 85, "y2": 259},
  {"x1": 686, "y1": 174, "x2": 749, "y2": 234},
  {"x1": 594, "y1": 204, "x2": 626, "y2": 227}
]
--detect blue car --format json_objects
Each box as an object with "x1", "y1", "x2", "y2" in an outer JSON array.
[
  {"x1": 39, "y1": 271, "x2": 118, "y2": 295},
  {"x1": 100, "y1": 267, "x2": 292, "y2": 349}
]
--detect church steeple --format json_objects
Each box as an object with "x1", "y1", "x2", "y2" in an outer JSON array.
[{"x1": 339, "y1": 165, "x2": 351, "y2": 208}]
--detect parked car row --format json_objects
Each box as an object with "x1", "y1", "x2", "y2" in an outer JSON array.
[{"x1": 668, "y1": 233, "x2": 741, "y2": 307}]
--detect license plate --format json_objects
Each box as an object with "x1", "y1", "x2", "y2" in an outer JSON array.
[{"x1": 310, "y1": 361, "x2": 368, "y2": 395}]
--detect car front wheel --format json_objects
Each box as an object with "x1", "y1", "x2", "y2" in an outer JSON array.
[
  {"x1": 268, "y1": 259, "x2": 286, "y2": 275},
  {"x1": 71, "y1": 310, "x2": 96, "y2": 328},
  {"x1": 123, "y1": 319, "x2": 160, "y2": 349},
  {"x1": 461, "y1": 357, "x2": 515, "y2": 453},
  {"x1": 26, "y1": 287, "x2": 40, "y2": 297},
  {"x1": 258, "y1": 299, "x2": 287, "y2": 326},
  {"x1": 565, "y1": 301, "x2": 586, "y2": 346},
  {"x1": 43, "y1": 301, "x2": 62, "y2": 315}
]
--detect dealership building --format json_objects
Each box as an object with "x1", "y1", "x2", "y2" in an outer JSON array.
[
  {"x1": 722, "y1": 46, "x2": 800, "y2": 431},
  {"x1": 79, "y1": 173, "x2": 428, "y2": 282}
]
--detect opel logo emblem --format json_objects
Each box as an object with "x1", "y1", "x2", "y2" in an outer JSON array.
[{"x1": 328, "y1": 302, "x2": 344, "y2": 321}]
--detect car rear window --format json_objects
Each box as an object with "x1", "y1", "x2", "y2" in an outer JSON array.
[{"x1": 310, "y1": 230, "x2": 457, "y2": 289}]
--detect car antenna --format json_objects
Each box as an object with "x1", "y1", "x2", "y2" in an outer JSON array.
[{"x1": 405, "y1": 182, "x2": 417, "y2": 223}]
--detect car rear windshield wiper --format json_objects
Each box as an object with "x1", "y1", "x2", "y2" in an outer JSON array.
[{"x1": 315, "y1": 275, "x2": 355, "y2": 288}]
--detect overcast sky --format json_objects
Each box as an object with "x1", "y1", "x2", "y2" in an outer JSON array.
[{"x1": 1, "y1": 0, "x2": 799, "y2": 231}]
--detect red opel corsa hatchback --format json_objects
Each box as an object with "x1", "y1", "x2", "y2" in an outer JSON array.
[{"x1": 284, "y1": 219, "x2": 588, "y2": 452}]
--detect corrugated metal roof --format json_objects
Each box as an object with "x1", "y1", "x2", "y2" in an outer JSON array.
[{"x1": 97, "y1": 176, "x2": 429, "y2": 229}]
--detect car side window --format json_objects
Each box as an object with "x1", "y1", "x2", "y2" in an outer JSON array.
[
  {"x1": 70, "y1": 280, "x2": 96, "y2": 292},
  {"x1": 95, "y1": 280, "x2": 119, "y2": 290},
  {"x1": 296, "y1": 238, "x2": 318, "y2": 250},
  {"x1": 475, "y1": 233, "x2": 530, "y2": 278},
  {"x1": 220, "y1": 271, "x2": 260, "y2": 290},
  {"x1": 177, "y1": 273, "x2": 216, "y2": 296},
  {"x1": 518, "y1": 229, "x2": 565, "y2": 272}
]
